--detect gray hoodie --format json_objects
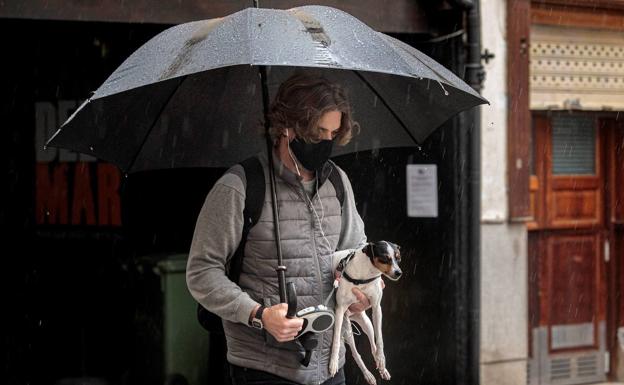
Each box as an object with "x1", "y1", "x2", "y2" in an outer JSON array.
[{"x1": 186, "y1": 152, "x2": 366, "y2": 384}]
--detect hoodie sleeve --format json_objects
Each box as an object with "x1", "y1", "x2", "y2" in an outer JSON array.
[
  {"x1": 335, "y1": 166, "x2": 367, "y2": 250},
  {"x1": 186, "y1": 168, "x2": 260, "y2": 326}
]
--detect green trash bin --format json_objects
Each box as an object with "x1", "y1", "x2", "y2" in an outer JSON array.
[{"x1": 156, "y1": 254, "x2": 210, "y2": 385}]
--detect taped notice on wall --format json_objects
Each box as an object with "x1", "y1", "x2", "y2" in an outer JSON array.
[{"x1": 406, "y1": 165, "x2": 438, "y2": 218}]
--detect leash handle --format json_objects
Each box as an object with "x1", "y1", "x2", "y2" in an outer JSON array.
[{"x1": 286, "y1": 282, "x2": 297, "y2": 318}]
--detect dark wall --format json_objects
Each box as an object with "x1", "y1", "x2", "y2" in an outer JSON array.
[
  {"x1": 1, "y1": 19, "x2": 174, "y2": 385},
  {"x1": 2, "y1": 11, "x2": 469, "y2": 385}
]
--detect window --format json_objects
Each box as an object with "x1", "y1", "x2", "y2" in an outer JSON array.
[{"x1": 551, "y1": 115, "x2": 595, "y2": 175}]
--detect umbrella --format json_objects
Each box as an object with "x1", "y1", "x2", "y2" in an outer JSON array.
[
  {"x1": 45, "y1": 5, "x2": 487, "y2": 173},
  {"x1": 45, "y1": 4, "x2": 488, "y2": 304}
]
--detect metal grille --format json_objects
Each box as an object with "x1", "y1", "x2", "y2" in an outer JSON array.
[
  {"x1": 533, "y1": 323, "x2": 607, "y2": 385},
  {"x1": 550, "y1": 358, "x2": 572, "y2": 381},
  {"x1": 577, "y1": 355, "x2": 598, "y2": 377},
  {"x1": 551, "y1": 115, "x2": 595, "y2": 175}
]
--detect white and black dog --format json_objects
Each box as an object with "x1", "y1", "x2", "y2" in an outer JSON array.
[{"x1": 329, "y1": 241, "x2": 402, "y2": 385}]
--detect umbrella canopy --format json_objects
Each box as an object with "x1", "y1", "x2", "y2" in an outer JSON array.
[{"x1": 46, "y1": 5, "x2": 487, "y2": 173}]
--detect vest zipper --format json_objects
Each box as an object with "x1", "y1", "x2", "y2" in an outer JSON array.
[{"x1": 292, "y1": 181, "x2": 325, "y2": 383}]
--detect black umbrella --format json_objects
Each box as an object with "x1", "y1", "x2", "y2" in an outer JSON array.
[{"x1": 46, "y1": 4, "x2": 488, "y2": 302}]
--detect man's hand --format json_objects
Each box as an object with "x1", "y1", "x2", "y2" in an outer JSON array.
[
  {"x1": 347, "y1": 280, "x2": 385, "y2": 314},
  {"x1": 259, "y1": 303, "x2": 304, "y2": 342},
  {"x1": 348, "y1": 287, "x2": 371, "y2": 313}
]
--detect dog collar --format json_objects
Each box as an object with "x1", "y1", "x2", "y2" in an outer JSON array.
[{"x1": 342, "y1": 271, "x2": 381, "y2": 285}]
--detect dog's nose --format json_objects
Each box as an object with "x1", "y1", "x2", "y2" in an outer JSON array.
[{"x1": 394, "y1": 270, "x2": 402, "y2": 278}]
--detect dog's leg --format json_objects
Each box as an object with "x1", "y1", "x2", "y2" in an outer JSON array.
[
  {"x1": 343, "y1": 313, "x2": 376, "y2": 385},
  {"x1": 372, "y1": 303, "x2": 391, "y2": 380},
  {"x1": 350, "y1": 311, "x2": 376, "y2": 356},
  {"x1": 329, "y1": 304, "x2": 347, "y2": 377}
]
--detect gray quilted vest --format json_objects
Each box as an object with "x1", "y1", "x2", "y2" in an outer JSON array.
[{"x1": 223, "y1": 153, "x2": 346, "y2": 385}]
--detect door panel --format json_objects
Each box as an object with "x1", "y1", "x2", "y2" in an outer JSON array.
[
  {"x1": 544, "y1": 115, "x2": 603, "y2": 229},
  {"x1": 606, "y1": 120, "x2": 624, "y2": 376},
  {"x1": 550, "y1": 190, "x2": 600, "y2": 226},
  {"x1": 547, "y1": 233, "x2": 600, "y2": 352},
  {"x1": 528, "y1": 112, "x2": 608, "y2": 385}
]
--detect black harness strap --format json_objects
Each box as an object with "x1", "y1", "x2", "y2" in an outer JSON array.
[
  {"x1": 342, "y1": 271, "x2": 381, "y2": 285},
  {"x1": 326, "y1": 161, "x2": 344, "y2": 209},
  {"x1": 336, "y1": 251, "x2": 356, "y2": 274}
]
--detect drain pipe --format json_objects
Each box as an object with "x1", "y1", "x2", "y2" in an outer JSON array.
[
  {"x1": 449, "y1": 0, "x2": 484, "y2": 384},
  {"x1": 464, "y1": 1, "x2": 484, "y2": 385}
]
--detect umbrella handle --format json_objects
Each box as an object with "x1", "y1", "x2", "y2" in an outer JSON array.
[{"x1": 286, "y1": 282, "x2": 297, "y2": 318}]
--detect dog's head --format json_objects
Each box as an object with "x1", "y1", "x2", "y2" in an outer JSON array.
[{"x1": 363, "y1": 241, "x2": 402, "y2": 281}]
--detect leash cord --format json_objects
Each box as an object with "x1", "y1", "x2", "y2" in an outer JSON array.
[{"x1": 323, "y1": 285, "x2": 336, "y2": 306}]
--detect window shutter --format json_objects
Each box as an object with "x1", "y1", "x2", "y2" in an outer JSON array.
[{"x1": 551, "y1": 115, "x2": 595, "y2": 175}]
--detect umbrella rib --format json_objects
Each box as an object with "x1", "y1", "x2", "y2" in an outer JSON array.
[
  {"x1": 352, "y1": 70, "x2": 419, "y2": 145},
  {"x1": 124, "y1": 75, "x2": 187, "y2": 174}
]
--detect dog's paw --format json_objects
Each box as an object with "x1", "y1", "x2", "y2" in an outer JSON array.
[
  {"x1": 379, "y1": 368, "x2": 391, "y2": 381},
  {"x1": 374, "y1": 352, "x2": 386, "y2": 372},
  {"x1": 363, "y1": 369, "x2": 377, "y2": 385},
  {"x1": 328, "y1": 357, "x2": 339, "y2": 377}
]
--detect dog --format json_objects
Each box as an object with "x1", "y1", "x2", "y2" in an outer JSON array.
[{"x1": 328, "y1": 241, "x2": 402, "y2": 385}]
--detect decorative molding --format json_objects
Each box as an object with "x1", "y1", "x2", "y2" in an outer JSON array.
[{"x1": 530, "y1": 25, "x2": 624, "y2": 110}]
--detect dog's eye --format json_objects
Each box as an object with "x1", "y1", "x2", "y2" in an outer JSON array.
[{"x1": 376, "y1": 256, "x2": 391, "y2": 264}]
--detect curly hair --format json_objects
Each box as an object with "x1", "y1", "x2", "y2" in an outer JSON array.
[{"x1": 267, "y1": 72, "x2": 360, "y2": 145}]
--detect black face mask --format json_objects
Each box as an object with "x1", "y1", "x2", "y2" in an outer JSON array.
[{"x1": 289, "y1": 138, "x2": 334, "y2": 172}]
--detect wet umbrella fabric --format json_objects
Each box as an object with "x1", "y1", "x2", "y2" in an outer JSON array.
[{"x1": 46, "y1": 5, "x2": 487, "y2": 173}]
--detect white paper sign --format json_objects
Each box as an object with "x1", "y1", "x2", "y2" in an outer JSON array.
[{"x1": 407, "y1": 165, "x2": 438, "y2": 218}]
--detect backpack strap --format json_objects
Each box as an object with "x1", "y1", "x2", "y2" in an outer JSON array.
[
  {"x1": 226, "y1": 156, "x2": 265, "y2": 283},
  {"x1": 326, "y1": 161, "x2": 345, "y2": 209},
  {"x1": 197, "y1": 156, "x2": 265, "y2": 333}
]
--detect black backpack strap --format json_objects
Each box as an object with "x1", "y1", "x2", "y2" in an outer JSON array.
[
  {"x1": 227, "y1": 156, "x2": 265, "y2": 283},
  {"x1": 326, "y1": 161, "x2": 345, "y2": 208}
]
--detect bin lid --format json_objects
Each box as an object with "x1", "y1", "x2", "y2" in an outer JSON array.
[{"x1": 156, "y1": 254, "x2": 188, "y2": 274}]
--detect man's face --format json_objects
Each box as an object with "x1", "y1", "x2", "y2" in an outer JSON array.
[{"x1": 315, "y1": 110, "x2": 342, "y2": 141}]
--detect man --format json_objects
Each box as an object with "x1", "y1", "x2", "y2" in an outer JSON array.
[{"x1": 186, "y1": 73, "x2": 368, "y2": 385}]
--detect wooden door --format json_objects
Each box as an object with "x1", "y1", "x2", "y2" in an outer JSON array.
[
  {"x1": 528, "y1": 112, "x2": 609, "y2": 385},
  {"x1": 606, "y1": 120, "x2": 624, "y2": 378}
]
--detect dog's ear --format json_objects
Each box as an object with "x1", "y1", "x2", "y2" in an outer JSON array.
[{"x1": 362, "y1": 244, "x2": 374, "y2": 258}]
